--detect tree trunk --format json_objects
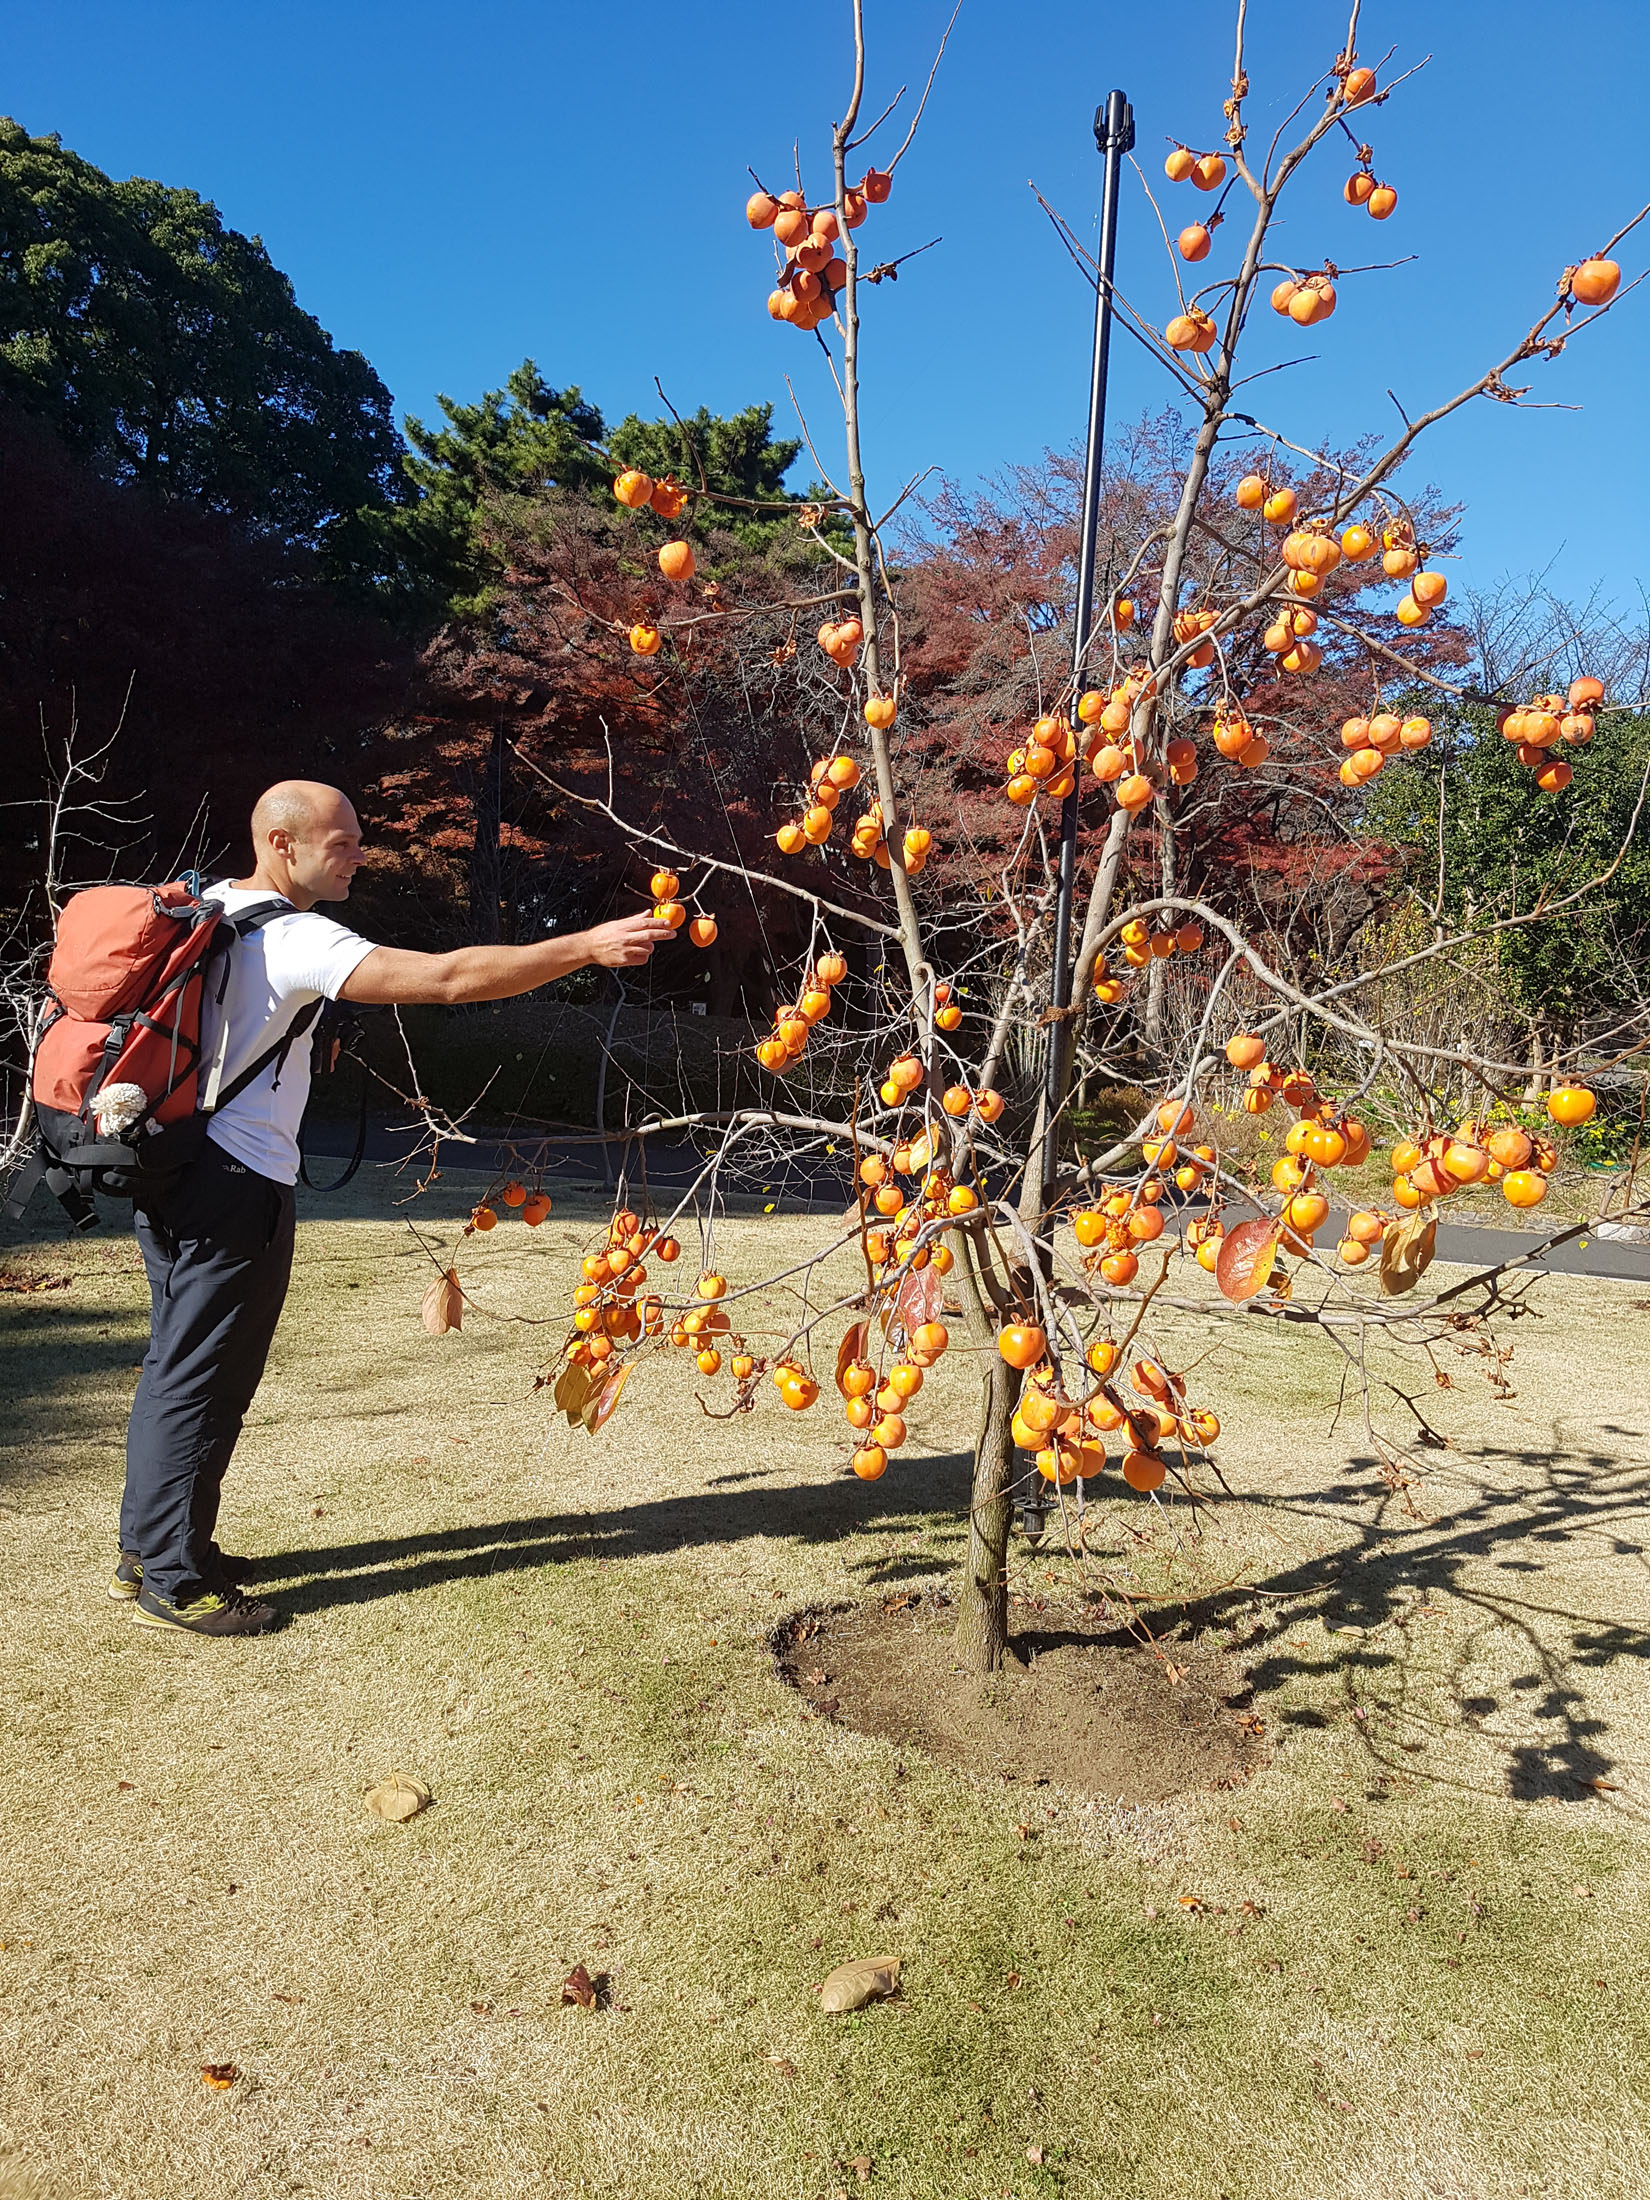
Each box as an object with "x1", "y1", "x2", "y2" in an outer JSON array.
[
  {"x1": 953, "y1": 1349, "x2": 1019, "y2": 1673},
  {"x1": 1523, "y1": 1015, "x2": 1546, "y2": 1102},
  {"x1": 594, "y1": 972, "x2": 625, "y2": 1189},
  {"x1": 1144, "y1": 797, "x2": 1178, "y2": 1056},
  {"x1": 467, "y1": 721, "x2": 506, "y2": 943},
  {"x1": 947, "y1": 1226, "x2": 1019, "y2": 1672}
]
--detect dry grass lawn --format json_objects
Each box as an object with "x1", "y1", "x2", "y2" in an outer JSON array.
[{"x1": 2, "y1": 1165, "x2": 1649, "y2": 2200}]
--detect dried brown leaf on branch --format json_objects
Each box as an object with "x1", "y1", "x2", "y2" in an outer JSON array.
[
  {"x1": 1216, "y1": 1218, "x2": 1283, "y2": 1303},
  {"x1": 893, "y1": 1262, "x2": 944, "y2": 1336},
  {"x1": 583, "y1": 1362, "x2": 632, "y2": 1433},
  {"x1": 421, "y1": 1268, "x2": 463, "y2": 1336},
  {"x1": 836, "y1": 1320, "x2": 871, "y2": 1394},
  {"x1": 1381, "y1": 1213, "x2": 1438, "y2": 1296},
  {"x1": 554, "y1": 1359, "x2": 596, "y2": 1425}
]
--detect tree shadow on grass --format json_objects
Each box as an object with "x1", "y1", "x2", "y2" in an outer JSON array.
[
  {"x1": 256, "y1": 1427, "x2": 1650, "y2": 1809},
  {"x1": 0, "y1": 1298, "x2": 146, "y2": 1492},
  {"x1": 1090, "y1": 1438, "x2": 1650, "y2": 1811}
]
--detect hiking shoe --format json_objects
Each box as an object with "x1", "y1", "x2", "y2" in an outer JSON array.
[
  {"x1": 132, "y1": 1585, "x2": 279, "y2": 1636},
  {"x1": 108, "y1": 1551, "x2": 144, "y2": 1600},
  {"x1": 108, "y1": 1549, "x2": 256, "y2": 1601}
]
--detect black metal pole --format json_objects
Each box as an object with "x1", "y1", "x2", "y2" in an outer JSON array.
[{"x1": 1040, "y1": 86, "x2": 1133, "y2": 1209}]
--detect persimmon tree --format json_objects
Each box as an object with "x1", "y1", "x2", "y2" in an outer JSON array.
[{"x1": 428, "y1": 1, "x2": 1650, "y2": 1675}]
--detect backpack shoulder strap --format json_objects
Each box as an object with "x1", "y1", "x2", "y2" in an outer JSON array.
[
  {"x1": 197, "y1": 896, "x2": 323, "y2": 1114},
  {"x1": 196, "y1": 894, "x2": 295, "y2": 938},
  {"x1": 209, "y1": 998, "x2": 323, "y2": 1112}
]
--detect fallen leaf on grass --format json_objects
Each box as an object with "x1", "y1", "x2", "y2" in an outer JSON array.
[
  {"x1": 848, "y1": 2155, "x2": 874, "y2": 2181},
  {"x1": 421, "y1": 1268, "x2": 463, "y2": 1336},
  {"x1": 560, "y1": 1964, "x2": 597, "y2": 2009},
  {"x1": 364, "y1": 1774, "x2": 430, "y2": 1823},
  {"x1": 1177, "y1": 1894, "x2": 1206, "y2": 1913},
  {"x1": 1027, "y1": 2143, "x2": 1046, "y2": 2165},
  {"x1": 1574, "y1": 1884, "x2": 1595, "y2": 1900},
  {"x1": 818, "y1": 1955, "x2": 900, "y2": 2013},
  {"x1": 200, "y1": 2064, "x2": 238, "y2": 2089}
]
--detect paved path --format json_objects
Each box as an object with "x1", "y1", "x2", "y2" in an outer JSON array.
[{"x1": 299, "y1": 1122, "x2": 1650, "y2": 1283}]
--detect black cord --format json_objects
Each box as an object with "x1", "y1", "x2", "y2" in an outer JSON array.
[{"x1": 298, "y1": 1049, "x2": 370, "y2": 1192}]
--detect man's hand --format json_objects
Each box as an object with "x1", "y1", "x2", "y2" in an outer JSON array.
[{"x1": 583, "y1": 913, "x2": 677, "y2": 967}]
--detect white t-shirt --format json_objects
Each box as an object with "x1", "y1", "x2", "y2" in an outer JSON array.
[{"x1": 199, "y1": 884, "x2": 377, "y2": 1185}]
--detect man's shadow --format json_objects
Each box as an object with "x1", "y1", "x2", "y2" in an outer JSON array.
[{"x1": 260, "y1": 1446, "x2": 973, "y2": 1614}]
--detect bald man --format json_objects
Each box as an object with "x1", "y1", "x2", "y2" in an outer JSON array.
[{"x1": 116, "y1": 781, "x2": 671, "y2": 1636}]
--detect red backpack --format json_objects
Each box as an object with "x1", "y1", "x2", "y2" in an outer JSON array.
[{"x1": 5, "y1": 879, "x2": 320, "y2": 1229}]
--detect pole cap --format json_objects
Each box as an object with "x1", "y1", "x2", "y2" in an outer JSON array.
[{"x1": 1093, "y1": 92, "x2": 1135, "y2": 155}]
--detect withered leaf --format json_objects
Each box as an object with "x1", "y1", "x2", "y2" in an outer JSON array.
[
  {"x1": 364, "y1": 1773, "x2": 430, "y2": 1823},
  {"x1": 582, "y1": 1361, "x2": 632, "y2": 1433},
  {"x1": 200, "y1": 2064, "x2": 238, "y2": 2089},
  {"x1": 1380, "y1": 1211, "x2": 1437, "y2": 1296},
  {"x1": 561, "y1": 1963, "x2": 597, "y2": 2009},
  {"x1": 421, "y1": 1267, "x2": 463, "y2": 1336},
  {"x1": 893, "y1": 1260, "x2": 944, "y2": 1337},
  {"x1": 818, "y1": 1954, "x2": 900, "y2": 2013},
  {"x1": 554, "y1": 1359, "x2": 595, "y2": 1425},
  {"x1": 835, "y1": 1320, "x2": 871, "y2": 1396},
  {"x1": 1216, "y1": 1217, "x2": 1282, "y2": 1303}
]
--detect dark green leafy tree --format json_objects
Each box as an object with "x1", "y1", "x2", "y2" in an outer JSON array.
[
  {"x1": 607, "y1": 401, "x2": 803, "y2": 527},
  {"x1": 0, "y1": 117, "x2": 403, "y2": 574},
  {"x1": 369, "y1": 358, "x2": 805, "y2": 621},
  {"x1": 366, "y1": 362, "x2": 608, "y2": 620},
  {"x1": 1362, "y1": 702, "x2": 1650, "y2": 1036}
]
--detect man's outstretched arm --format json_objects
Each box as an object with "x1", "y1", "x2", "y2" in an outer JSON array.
[{"x1": 340, "y1": 913, "x2": 675, "y2": 1007}]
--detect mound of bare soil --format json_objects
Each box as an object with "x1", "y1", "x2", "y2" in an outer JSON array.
[{"x1": 775, "y1": 1593, "x2": 1266, "y2": 1802}]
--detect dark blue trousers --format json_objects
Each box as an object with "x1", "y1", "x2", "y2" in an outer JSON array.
[{"x1": 121, "y1": 1140, "x2": 295, "y2": 1604}]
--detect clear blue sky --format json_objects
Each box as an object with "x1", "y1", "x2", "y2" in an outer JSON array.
[{"x1": 6, "y1": 0, "x2": 1647, "y2": 604}]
